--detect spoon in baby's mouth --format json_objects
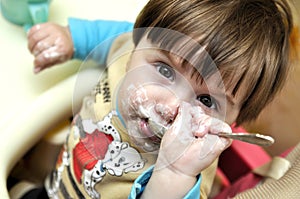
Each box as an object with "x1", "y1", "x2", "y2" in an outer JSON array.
[{"x1": 148, "y1": 118, "x2": 274, "y2": 147}]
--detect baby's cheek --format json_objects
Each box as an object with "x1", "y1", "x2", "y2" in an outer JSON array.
[{"x1": 127, "y1": 86, "x2": 149, "y2": 107}]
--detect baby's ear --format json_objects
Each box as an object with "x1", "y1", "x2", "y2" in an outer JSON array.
[{"x1": 290, "y1": 26, "x2": 300, "y2": 61}]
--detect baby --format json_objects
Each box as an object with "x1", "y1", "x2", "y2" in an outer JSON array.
[{"x1": 25, "y1": 0, "x2": 293, "y2": 198}]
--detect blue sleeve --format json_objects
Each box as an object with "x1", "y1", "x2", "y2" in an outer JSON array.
[
  {"x1": 68, "y1": 18, "x2": 134, "y2": 63},
  {"x1": 128, "y1": 166, "x2": 202, "y2": 199}
]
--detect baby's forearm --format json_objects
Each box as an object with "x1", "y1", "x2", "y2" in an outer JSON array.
[{"x1": 140, "y1": 167, "x2": 197, "y2": 199}]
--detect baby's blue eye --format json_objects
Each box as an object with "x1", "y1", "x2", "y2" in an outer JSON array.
[
  {"x1": 197, "y1": 95, "x2": 217, "y2": 109},
  {"x1": 156, "y1": 63, "x2": 175, "y2": 81}
]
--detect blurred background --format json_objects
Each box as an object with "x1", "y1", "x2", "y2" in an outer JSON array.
[{"x1": 244, "y1": 0, "x2": 300, "y2": 156}]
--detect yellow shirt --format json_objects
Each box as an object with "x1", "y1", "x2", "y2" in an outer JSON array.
[{"x1": 45, "y1": 33, "x2": 217, "y2": 199}]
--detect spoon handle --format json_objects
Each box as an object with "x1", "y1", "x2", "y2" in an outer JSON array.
[
  {"x1": 218, "y1": 132, "x2": 274, "y2": 147},
  {"x1": 148, "y1": 119, "x2": 274, "y2": 147}
]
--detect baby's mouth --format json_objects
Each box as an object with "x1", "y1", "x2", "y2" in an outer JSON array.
[{"x1": 140, "y1": 118, "x2": 162, "y2": 143}]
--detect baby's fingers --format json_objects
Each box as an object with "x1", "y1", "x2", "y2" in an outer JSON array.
[
  {"x1": 198, "y1": 134, "x2": 231, "y2": 160},
  {"x1": 208, "y1": 117, "x2": 232, "y2": 135},
  {"x1": 33, "y1": 46, "x2": 67, "y2": 73},
  {"x1": 27, "y1": 24, "x2": 50, "y2": 53}
]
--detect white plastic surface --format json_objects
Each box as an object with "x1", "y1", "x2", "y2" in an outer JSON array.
[{"x1": 0, "y1": 0, "x2": 146, "y2": 198}]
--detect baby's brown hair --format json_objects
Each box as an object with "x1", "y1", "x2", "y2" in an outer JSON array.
[{"x1": 133, "y1": 0, "x2": 293, "y2": 125}]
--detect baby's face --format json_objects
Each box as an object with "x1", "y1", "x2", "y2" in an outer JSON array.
[{"x1": 116, "y1": 36, "x2": 245, "y2": 151}]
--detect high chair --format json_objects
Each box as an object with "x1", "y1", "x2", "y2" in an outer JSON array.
[
  {"x1": 0, "y1": 0, "x2": 147, "y2": 198},
  {"x1": 212, "y1": 126, "x2": 272, "y2": 199},
  {"x1": 0, "y1": 68, "x2": 102, "y2": 199},
  {"x1": 218, "y1": 126, "x2": 272, "y2": 185}
]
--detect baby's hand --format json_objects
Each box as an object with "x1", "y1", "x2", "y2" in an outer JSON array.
[
  {"x1": 27, "y1": 22, "x2": 74, "y2": 73},
  {"x1": 156, "y1": 101, "x2": 232, "y2": 177},
  {"x1": 140, "y1": 102, "x2": 232, "y2": 198}
]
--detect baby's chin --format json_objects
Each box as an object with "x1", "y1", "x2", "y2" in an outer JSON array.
[{"x1": 132, "y1": 137, "x2": 161, "y2": 152}]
